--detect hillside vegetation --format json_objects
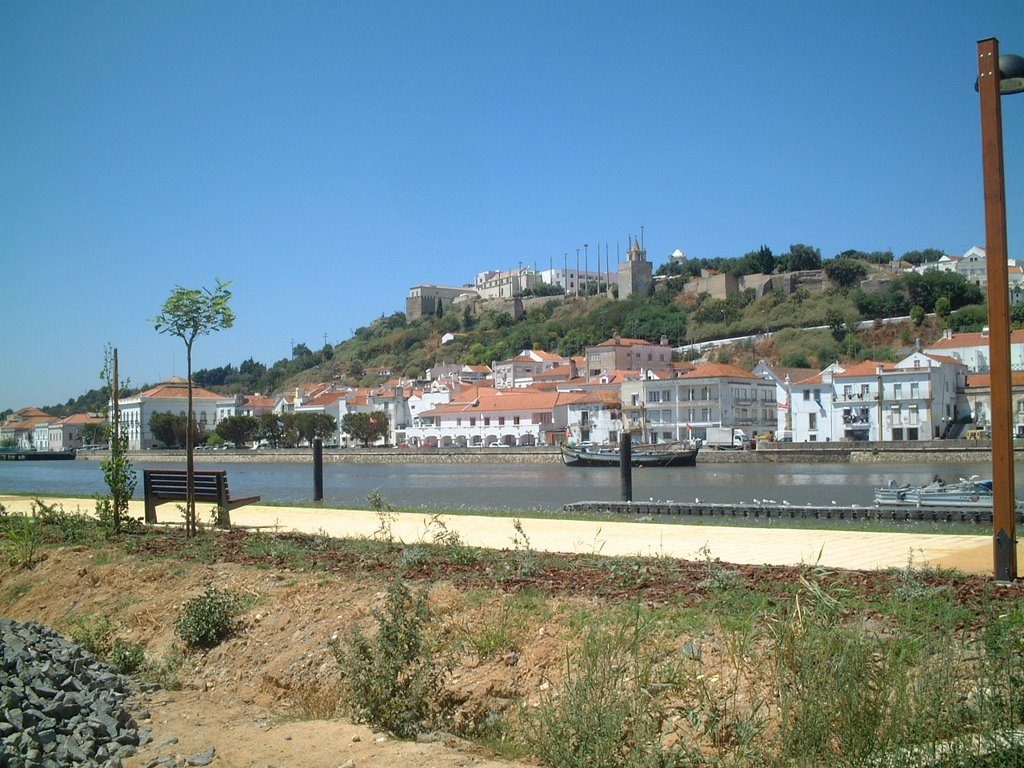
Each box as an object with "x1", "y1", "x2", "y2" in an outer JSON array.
[{"x1": 33, "y1": 251, "x2": 1002, "y2": 417}]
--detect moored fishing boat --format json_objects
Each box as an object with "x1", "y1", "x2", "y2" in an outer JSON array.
[
  {"x1": 0, "y1": 449, "x2": 76, "y2": 461},
  {"x1": 561, "y1": 442, "x2": 699, "y2": 468},
  {"x1": 874, "y1": 476, "x2": 996, "y2": 508}
]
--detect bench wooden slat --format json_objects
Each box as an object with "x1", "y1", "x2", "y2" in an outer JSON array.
[{"x1": 143, "y1": 469, "x2": 260, "y2": 524}]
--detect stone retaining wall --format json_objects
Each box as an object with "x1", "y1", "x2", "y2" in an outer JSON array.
[{"x1": 75, "y1": 442, "x2": 998, "y2": 466}]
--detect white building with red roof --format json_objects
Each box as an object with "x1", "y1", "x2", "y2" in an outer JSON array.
[
  {"x1": 585, "y1": 334, "x2": 674, "y2": 381},
  {"x1": 752, "y1": 360, "x2": 819, "y2": 439},
  {"x1": 491, "y1": 349, "x2": 568, "y2": 389},
  {"x1": 47, "y1": 413, "x2": 105, "y2": 451},
  {"x1": 620, "y1": 363, "x2": 776, "y2": 444},
  {"x1": 117, "y1": 377, "x2": 223, "y2": 450},
  {"x1": 964, "y1": 371, "x2": 1024, "y2": 437},
  {"x1": 924, "y1": 328, "x2": 1024, "y2": 373},
  {"x1": 1, "y1": 408, "x2": 54, "y2": 450},
  {"x1": 409, "y1": 386, "x2": 580, "y2": 447},
  {"x1": 562, "y1": 389, "x2": 624, "y2": 446},
  {"x1": 215, "y1": 393, "x2": 278, "y2": 423},
  {"x1": 790, "y1": 352, "x2": 966, "y2": 443}
]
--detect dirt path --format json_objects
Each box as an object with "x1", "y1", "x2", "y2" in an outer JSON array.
[
  {"x1": 125, "y1": 688, "x2": 522, "y2": 768},
  {"x1": 0, "y1": 495, "x2": 1004, "y2": 574}
]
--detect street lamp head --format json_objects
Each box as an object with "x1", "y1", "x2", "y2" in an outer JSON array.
[
  {"x1": 998, "y1": 54, "x2": 1024, "y2": 94},
  {"x1": 976, "y1": 53, "x2": 1024, "y2": 95}
]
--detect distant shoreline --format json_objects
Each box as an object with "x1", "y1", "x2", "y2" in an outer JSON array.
[{"x1": 72, "y1": 442, "x2": 998, "y2": 465}]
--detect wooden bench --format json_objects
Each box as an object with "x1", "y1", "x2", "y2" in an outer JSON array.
[{"x1": 143, "y1": 469, "x2": 261, "y2": 525}]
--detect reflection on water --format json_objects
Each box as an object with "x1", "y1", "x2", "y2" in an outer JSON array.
[{"x1": 0, "y1": 458, "x2": 1014, "y2": 512}]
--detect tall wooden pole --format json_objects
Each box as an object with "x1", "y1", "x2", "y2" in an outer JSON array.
[
  {"x1": 619, "y1": 431, "x2": 633, "y2": 502},
  {"x1": 978, "y1": 37, "x2": 1017, "y2": 581}
]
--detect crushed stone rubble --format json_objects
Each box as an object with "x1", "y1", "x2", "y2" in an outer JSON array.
[
  {"x1": 1, "y1": 619, "x2": 218, "y2": 768},
  {"x1": 0, "y1": 617, "x2": 149, "y2": 767},
  {"x1": 1, "y1": 618, "x2": 225, "y2": 768}
]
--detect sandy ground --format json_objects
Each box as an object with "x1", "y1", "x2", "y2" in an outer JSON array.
[{"x1": 0, "y1": 494, "x2": 1008, "y2": 575}]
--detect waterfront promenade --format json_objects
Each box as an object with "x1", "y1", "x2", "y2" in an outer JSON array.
[{"x1": 0, "y1": 495, "x2": 1007, "y2": 576}]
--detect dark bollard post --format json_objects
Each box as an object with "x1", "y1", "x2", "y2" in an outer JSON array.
[
  {"x1": 313, "y1": 437, "x2": 323, "y2": 502},
  {"x1": 620, "y1": 432, "x2": 632, "y2": 502}
]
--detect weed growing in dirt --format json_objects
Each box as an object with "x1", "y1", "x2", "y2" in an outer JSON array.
[
  {"x1": 368, "y1": 488, "x2": 397, "y2": 544},
  {"x1": 175, "y1": 585, "x2": 244, "y2": 649},
  {"x1": 1, "y1": 582, "x2": 31, "y2": 608},
  {"x1": 696, "y1": 543, "x2": 745, "y2": 592},
  {"x1": 981, "y1": 604, "x2": 1024, "y2": 730},
  {"x1": 421, "y1": 513, "x2": 480, "y2": 565},
  {"x1": 459, "y1": 601, "x2": 523, "y2": 660},
  {"x1": 67, "y1": 613, "x2": 147, "y2": 674},
  {"x1": 140, "y1": 649, "x2": 184, "y2": 691},
  {"x1": 889, "y1": 548, "x2": 947, "y2": 601},
  {"x1": 1, "y1": 513, "x2": 41, "y2": 569},
  {"x1": 332, "y1": 578, "x2": 448, "y2": 738},
  {"x1": 524, "y1": 606, "x2": 682, "y2": 768},
  {"x1": 397, "y1": 543, "x2": 431, "y2": 570},
  {"x1": 243, "y1": 532, "x2": 308, "y2": 568},
  {"x1": 498, "y1": 518, "x2": 540, "y2": 580}
]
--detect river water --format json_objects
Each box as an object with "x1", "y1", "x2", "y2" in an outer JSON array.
[{"x1": 0, "y1": 458, "x2": 1013, "y2": 512}]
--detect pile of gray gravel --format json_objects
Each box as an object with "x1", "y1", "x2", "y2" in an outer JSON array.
[{"x1": 0, "y1": 617, "x2": 150, "y2": 767}]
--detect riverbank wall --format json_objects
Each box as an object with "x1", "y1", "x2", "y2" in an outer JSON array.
[{"x1": 73, "y1": 440, "x2": 999, "y2": 465}]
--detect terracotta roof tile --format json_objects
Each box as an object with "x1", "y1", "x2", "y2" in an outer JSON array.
[
  {"x1": 927, "y1": 330, "x2": 1024, "y2": 349},
  {"x1": 679, "y1": 363, "x2": 758, "y2": 380},
  {"x1": 137, "y1": 379, "x2": 222, "y2": 400},
  {"x1": 832, "y1": 360, "x2": 897, "y2": 378},
  {"x1": 967, "y1": 372, "x2": 1024, "y2": 388},
  {"x1": 595, "y1": 336, "x2": 657, "y2": 347}
]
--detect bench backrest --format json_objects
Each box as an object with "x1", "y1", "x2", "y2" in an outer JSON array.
[{"x1": 144, "y1": 469, "x2": 228, "y2": 501}]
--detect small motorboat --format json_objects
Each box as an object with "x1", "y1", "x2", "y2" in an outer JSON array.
[{"x1": 874, "y1": 476, "x2": 995, "y2": 508}]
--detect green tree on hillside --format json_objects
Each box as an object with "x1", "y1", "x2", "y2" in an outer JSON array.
[
  {"x1": 837, "y1": 248, "x2": 893, "y2": 264},
  {"x1": 901, "y1": 248, "x2": 944, "y2": 266},
  {"x1": 824, "y1": 258, "x2": 868, "y2": 289},
  {"x1": 946, "y1": 305, "x2": 988, "y2": 332},
  {"x1": 778, "y1": 244, "x2": 822, "y2": 272},
  {"x1": 737, "y1": 245, "x2": 775, "y2": 275}
]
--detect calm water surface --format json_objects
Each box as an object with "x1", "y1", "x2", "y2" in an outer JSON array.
[{"x1": 0, "y1": 459, "x2": 1013, "y2": 511}]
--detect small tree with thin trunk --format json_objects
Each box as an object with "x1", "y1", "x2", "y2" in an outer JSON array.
[
  {"x1": 97, "y1": 345, "x2": 136, "y2": 534},
  {"x1": 152, "y1": 279, "x2": 234, "y2": 536}
]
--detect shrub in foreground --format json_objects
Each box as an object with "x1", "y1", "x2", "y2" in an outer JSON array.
[
  {"x1": 175, "y1": 585, "x2": 243, "y2": 649},
  {"x1": 332, "y1": 578, "x2": 446, "y2": 737}
]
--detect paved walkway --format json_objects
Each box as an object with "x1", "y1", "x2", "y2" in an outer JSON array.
[{"x1": 1, "y1": 495, "x2": 1010, "y2": 576}]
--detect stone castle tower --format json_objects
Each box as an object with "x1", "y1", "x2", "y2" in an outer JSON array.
[{"x1": 617, "y1": 237, "x2": 653, "y2": 299}]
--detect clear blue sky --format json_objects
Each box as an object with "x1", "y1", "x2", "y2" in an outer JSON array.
[{"x1": 2, "y1": 1, "x2": 1022, "y2": 412}]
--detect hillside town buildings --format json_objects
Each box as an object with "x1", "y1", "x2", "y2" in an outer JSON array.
[
  {"x1": 11, "y1": 245, "x2": 1024, "y2": 452},
  {"x1": 8, "y1": 324, "x2": 1024, "y2": 453}
]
